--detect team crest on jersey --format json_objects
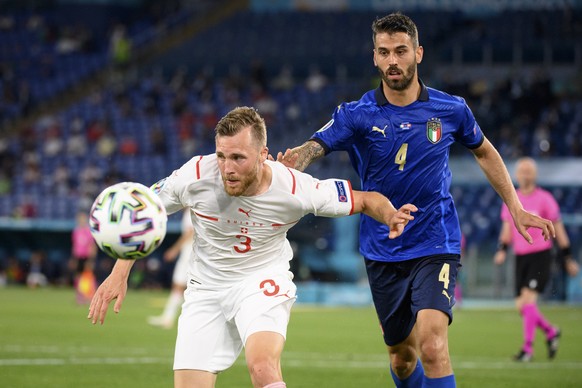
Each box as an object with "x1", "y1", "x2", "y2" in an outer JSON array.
[
  {"x1": 151, "y1": 178, "x2": 167, "y2": 194},
  {"x1": 426, "y1": 118, "x2": 442, "y2": 144},
  {"x1": 316, "y1": 119, "x2": 334, "y2": 133}
]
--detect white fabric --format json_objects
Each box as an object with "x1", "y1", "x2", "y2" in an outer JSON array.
[
  {"x1": 156, "y1": 155, "x2": 354, "y2": 289},
  {"x1": 173, "y1": 270, "x2": 296, "y2": 372},
  {"x1": 172, "y1": 210, "x2": 194, "y2": 285}
]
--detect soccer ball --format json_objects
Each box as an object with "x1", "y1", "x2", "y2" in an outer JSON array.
[{"x1": 89, "y1": 182, "x2": 167, "y2": 260}]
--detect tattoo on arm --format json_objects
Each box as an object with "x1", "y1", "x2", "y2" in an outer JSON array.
[{"x1": 293, "y1": 141, "x2": 325, "y2": 172}]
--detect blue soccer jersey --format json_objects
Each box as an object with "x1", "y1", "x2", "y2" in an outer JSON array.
[{"x1": 311, "y1": 80, "x2": 484, "y2": 262}]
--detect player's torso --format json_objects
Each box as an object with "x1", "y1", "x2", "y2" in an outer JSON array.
[
  {"x1": 183, "y1": 159, "x2": 304, "y2": 284},
  {"x1": 351, "y1": 102, "x2": 458, "y2": 207}
]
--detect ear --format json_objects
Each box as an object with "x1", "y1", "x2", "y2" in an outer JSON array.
[
  {"x1": 372, "y1": 49, "x2": 378, "y2": 67},
  {"x1": 416, "y1": 45, "x2": 424, "y2": 64},
  {"x1": 260, "y1": 146, "x2": 269, "y2": 163}
]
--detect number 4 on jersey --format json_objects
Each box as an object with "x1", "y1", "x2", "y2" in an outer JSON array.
[{"x1": 395, "y1": 143, "x2": 408, "y2": 171}]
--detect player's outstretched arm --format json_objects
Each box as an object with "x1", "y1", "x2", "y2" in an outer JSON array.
[
  {"x1": 88, "y1": 259, "x2": 134, "y2": 325},
  {"x1": 471, "y1": 137, "x2": 555, "y2": 242},
  {"x1": 352, "y1": 191, "x2": 417, "y2": 239},
  {"x1": 269, "y1": 140, "x2": 325, "y2": 172}
]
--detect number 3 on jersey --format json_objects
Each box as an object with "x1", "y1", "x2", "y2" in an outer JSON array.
[
  {"x1": 234, "y1": 235, "x2": 252, "y2": 253},
  {"x1": 395, "y1": 143, "x2": 408, "y2": 171}
]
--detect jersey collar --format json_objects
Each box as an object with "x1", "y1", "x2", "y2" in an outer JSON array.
[{"x1": 374, "y1": 79, "x2": 429, "y2": 106}]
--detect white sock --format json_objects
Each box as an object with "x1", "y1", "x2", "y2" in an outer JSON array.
[{"x1": 162, "y1": 290, "x2": 184, "y2": 321}]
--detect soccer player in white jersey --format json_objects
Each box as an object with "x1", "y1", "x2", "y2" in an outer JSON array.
[
  {"x1": 88, "y1": 106, "x2": 417, "y2": 388},
  {"x1": 148, "y1": 209, "x2": 194, "y2": 329}
]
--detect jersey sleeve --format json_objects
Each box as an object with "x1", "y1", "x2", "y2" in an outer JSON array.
[
  {"x1": 500, "y1": 202, "x2": 511, "y2": 222},
  {"x1": 453, "y1": 97, "x2": 484, "y2": 149},
  {"x1": 296, "y1": 174, "x2": 355, "y2": 217},
  {"x1": 310, "y1": 103, "x2": 357, "y2": 153},
  {"x1": 543, "y1": 191, "x2": 561, "y2": 222},
  {"x1": 151, "y1": 172, "x2": 184, "y2": 215}
]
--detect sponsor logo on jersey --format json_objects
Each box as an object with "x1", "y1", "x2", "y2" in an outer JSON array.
[
  {"x1": 316, "y1": 119, "x2": 334, "y2": 133},
  {"x1": 426, "y1": 118, "x2": 442, "y2": 144},
  {"x1": 372, "y1": 125, "x2": 386, "y2": 137},
  {"x1": 400, "y1": 122, "x2": 411, "y2": 130},
  {"x1": 238, "y1": 208, "x2": 252, "y2": 217},
  {"x1": 334, "y1": 181, "x2": 348, "y2": 202},
  {"x1": 151, "y1": 178, "x2": 167, "y2": 194},
  {"x1": 442, "y1": 290, "x2": 452, "y2": 305}
]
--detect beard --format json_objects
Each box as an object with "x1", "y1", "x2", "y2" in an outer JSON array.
[
  {"x1": 378, "y1": 62, "x2": 417, "y2": 91},
  {"x1": 222, "y1": 164, "x2": 260, "y2": 197}
]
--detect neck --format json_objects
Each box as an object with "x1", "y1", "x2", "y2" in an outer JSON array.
[
  {"x1": 249, "y1": 162, "x2": 272, "y2": 196},
  {"x1": 382, "y1": 78, "x2": 421, "y2": 107},
  {"x1": 520, "y1": 185, "x2": 536, "y2": 195}
]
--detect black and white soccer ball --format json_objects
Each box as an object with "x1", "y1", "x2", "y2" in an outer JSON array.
[{"x1": 89, "y1": 182, "x2": 167, "y2": 260}]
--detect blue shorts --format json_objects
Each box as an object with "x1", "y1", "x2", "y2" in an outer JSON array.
[{"x1": 365, "y1": 254, "x2": 461, "y2": 346}]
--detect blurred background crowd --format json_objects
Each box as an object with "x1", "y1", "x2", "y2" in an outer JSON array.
[{"x1": 0, "y1": 0, "x2": 580, "y2": 303}]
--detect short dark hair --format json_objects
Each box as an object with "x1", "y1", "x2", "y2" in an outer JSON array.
[
  {"x1": 372, "y1": 13, "x2": 419, "y2": 47},
  {"x1": 215, "y1": 106, "x2": 267, "y2": 147}
]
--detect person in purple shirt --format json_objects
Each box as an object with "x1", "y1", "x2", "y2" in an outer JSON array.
[
  {"x1": 274, "y1": 12, "x2": 555, "y2": 388},
  {"x1": 495, "y1": 157, "x2": 579, "y2": 362}
]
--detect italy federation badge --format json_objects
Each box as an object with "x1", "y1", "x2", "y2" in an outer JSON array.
[{"x1": 426, "y1": 118, "x2": 442, "y2": 144}]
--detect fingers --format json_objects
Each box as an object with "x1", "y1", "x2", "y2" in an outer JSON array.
[
  {"x1": 113, "y1": 294, "x2": 125, "y2": 314},
  {"x1": 267, "y1": 154, "x2": 275, "y2": 161},
  {"x1": 400, "y1": 204, "x2": 418, "y2": 214}
]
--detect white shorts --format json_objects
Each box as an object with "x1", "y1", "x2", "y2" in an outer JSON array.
[
  {"x1": 173, "y1": 271, "x2": 296, "y2": 373},
  {"x1": 172, "y1": 245, "x2": 190, "y2": 286}
]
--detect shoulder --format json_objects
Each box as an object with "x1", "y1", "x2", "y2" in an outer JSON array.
[
  {"x1": 267, "y1": 160, "x2": 313, "y2": 195},
  {"x1": 170, "y1": 154, "x2": 217, "y2": 188},
  {"x1": 427, "y1": 87, "x2": 471, "y2": 110},
  {"x1": 337, "y1": 89, "x2": 380, "y2": 120}
]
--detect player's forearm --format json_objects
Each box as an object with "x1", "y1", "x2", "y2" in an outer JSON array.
[
  {"x1": 554, "y1": 221, "x2": 571, "y2": 249},
  {"x1": 111, "y1": 259, "x2": 135, "y2": 280},
  {"x1": 472, "y1": 139, "x2": 523, "y2": 216},
  {"x1": 291, "y1": 140, "x2": 325, "y2": 172},
  {"x1": 356, "y1": 191, "x2": 398, "y2": 225}
]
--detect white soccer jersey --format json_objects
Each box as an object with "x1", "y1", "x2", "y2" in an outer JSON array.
[{"x1": 153, "y1": 155, "x2": 354, "y2": 289}]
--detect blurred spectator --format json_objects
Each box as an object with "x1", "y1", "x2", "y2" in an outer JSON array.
[
  {"x1": 96, "y1": 129, "x2": 117, "y2": 157},
  {"x1": 150, "y1": 126, "x2": 167, "y2": 156},
  {"x1": 119, "y1": 136, "x2": 139, "y2": 156},
  {"x1": 66, "y1": 118, "x2": 89, "y2": 156},
  {"x1": 110, "y1": 24, "x2": 132, "y2": 70}
]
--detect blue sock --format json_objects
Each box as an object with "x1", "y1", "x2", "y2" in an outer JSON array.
[
  {"x1": 390, "y1": 359, "x2": 424, "y2": 388},
  {"x1": 423, "y1": 374, "x2": 456, "y2": 388}
]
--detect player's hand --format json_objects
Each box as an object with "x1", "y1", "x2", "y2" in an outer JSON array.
[
  {"x1": 268, "y1": 148, "x2": 298, "y2": 169},
  {"x1": 388, "y1": 204, "x2": 417, "y2": 239},
  {"x1": 493, "y1": 250, "x2": 506, "y2": 265},
  {"x1": 88, "y1": 272, "x2": 128, "y2": 325},
  {"x1": 513, "y1": 209, "x2": 555, "y2": 243}
]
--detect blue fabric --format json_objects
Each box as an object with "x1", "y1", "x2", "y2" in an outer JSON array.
[
  {"x1": 311, "y1": 81, "x2": 484, "y2": 263},
  {"x1": 423, "y1": 374, "x2": 456, "y2": 388},
  {"x1": 390, "y1": 359, "x2": 425, "y2": 387}
]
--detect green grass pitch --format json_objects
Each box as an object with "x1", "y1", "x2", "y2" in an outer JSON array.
[{"x1": 1, "y1": 287, "x2": 581, "y2": 387}]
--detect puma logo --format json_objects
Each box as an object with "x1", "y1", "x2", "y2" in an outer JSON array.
[
  {"x1": 372, "y1": 126, "x2": 386, "y2": 137},
  {"x1": 238, "y1": 208, "x2": 252, "y2": 217},
  {"x1": 442, "y1": 290, "x2": 452, "y2": 305}
]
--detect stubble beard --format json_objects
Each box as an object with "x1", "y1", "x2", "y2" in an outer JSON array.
[
  {"x1": 222, "y1": 164, "x2": 259, "y2": 197},
  {"x1": 379, "y1": 62, "x2": 417, "y2": 92}
]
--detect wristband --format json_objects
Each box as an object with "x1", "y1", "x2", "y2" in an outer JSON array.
[
  {"x1": 561, "y1": 247, "x2": 572, "y2": 258},
  {"x1": 498, "y1": 242, "x2": 509, "y2": 252}
]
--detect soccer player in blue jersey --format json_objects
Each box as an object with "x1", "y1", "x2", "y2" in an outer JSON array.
[{"x1": 274, "y1": 13, "x2": 555, "y2": 388}]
